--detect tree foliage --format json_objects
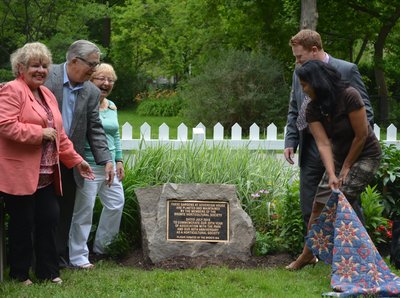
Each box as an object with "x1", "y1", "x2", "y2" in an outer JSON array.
[
  {"x1": 111, "y1": 0, "x2": 295, "y2": 80},
  {"x1": 1, "y1": 0, "x2": 400, "y2": 123},
  {"x1": 180, "y1": 49, "x2": 289, "y2": 131},
  {"x1": 0, "y1": 0, "x2": 108, "y2": 67},
  {"x1": 316, "y1": 0, "x2": 400, "y2": 124}
]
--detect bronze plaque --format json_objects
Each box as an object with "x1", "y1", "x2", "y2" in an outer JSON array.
[{"x1": 167, "y1": 200, "x2": 229, "y2": 242}]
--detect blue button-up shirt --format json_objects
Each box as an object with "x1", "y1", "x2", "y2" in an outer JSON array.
[{"x1": 62, "y1": 63, "x2": 83, "y2": 136}]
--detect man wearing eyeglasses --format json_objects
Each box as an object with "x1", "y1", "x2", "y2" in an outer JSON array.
[{"x1": 45, "y1": 40, "x2": 114, "y2": 268}]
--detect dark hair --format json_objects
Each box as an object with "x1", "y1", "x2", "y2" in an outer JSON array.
[{"x1": 295, "y1": 60, "x2": 349, "y2": 116}]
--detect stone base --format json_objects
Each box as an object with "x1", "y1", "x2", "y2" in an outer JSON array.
[{"x1": 135, "y1": 183, "x2": 255, "y2": 264}]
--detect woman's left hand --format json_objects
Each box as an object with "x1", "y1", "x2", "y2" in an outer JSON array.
[
  {"x1": 76, "y1": 160, "x2": 95, "y2": 180},
  {"x1": 116, "y1": 161, "x2": 125, "y2": 181},
  {"x1": 338, "y1": 167, "x2": 350, "y2": 186}
]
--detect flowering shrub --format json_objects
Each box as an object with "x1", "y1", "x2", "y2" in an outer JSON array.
[
  {"x1": 135, "y1": 89, "x2": 176, "y2": 102},
  {"x1": 361, "y1": 185, "x2": 392, "y2": 245},
  {"x1": 134, "y1": 89, "x2": 183, "y2": 117},
  {"x1": 375, "y1": 220, "x2": 393, "y2": 243},
  {"x1": 251, "y1": 181, "x2": 304, "y2": 255},
  {"x1": 375, "y1": 143, "x2": 400, "y2": 220},
  {"x1": 248, "y1": 188, "x2": 277, "y2": 233},
  {"x1": 249, "y1": 188, "x2": 281, "y2": 255}
]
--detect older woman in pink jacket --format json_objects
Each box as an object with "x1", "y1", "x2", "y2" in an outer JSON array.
[{"x1": 0, "y1": 42, "x2": 94, "y2": 285}]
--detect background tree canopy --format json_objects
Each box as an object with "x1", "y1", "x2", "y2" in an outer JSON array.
[
  {"x1": 180, "y1": 48, "x2": 289, "y2": 130},
  {"x1": 1, "y1": 0, "x2": 400, "y2": 126}
]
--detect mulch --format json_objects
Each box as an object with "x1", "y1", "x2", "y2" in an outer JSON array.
[{"x1": 117, "y1": 249, "x2": 294, "y2": 270}]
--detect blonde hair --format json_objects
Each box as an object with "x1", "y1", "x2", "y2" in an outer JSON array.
[
  {"x1": 91, "y1": 63, "x2": 117, "y2": 81},
  {"x1": 289, "y1": 29, "x2": 323, "y2": 51},
  {"x1": 10, "y1": 42, "x2": 52, "y2": 77}
]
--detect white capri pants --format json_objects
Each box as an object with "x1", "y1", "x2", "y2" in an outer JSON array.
[{"x1": 69, "y1": 165, "x2": 125, "y2": 266}]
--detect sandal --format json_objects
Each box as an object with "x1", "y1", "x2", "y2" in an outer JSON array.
[
  {"x1": 285, "y1": 256, "x2": 318, "y2": 271},
  {"x1": 21, "y1": 279, "x2": 33, "y2": 286},
  {"x1": 51, "y1": 277, "x2": 63, "y2": 284},
  {"x1": 78, "y1": 263, "x2": 95, "y2": 269}
]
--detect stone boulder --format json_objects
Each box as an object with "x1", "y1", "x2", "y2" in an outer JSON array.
[{"x1": 135, "y1": 183, "x2": 256, "y2": 264}]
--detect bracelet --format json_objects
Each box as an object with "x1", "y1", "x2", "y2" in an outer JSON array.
[{"x1": 116, "y1": 160, "x2": 123, "y2": 164}]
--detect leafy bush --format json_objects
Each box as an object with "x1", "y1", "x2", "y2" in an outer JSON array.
[
  {"x1": 253, "y1": 181, "x2": 304, "y2": 256},
  {"x1": 0, "y1": 68, "x2": 13, "y2": 82},
  {"x1": 361, "y1": 185, "x2": 390, "y2": 245},
  {"x1": 254, "y1": 231, "x2": 279, "y2": 255},
  {"x1": 247, "y1": 189, "x2": 276, "y2": 234},
  {"x1": 273, "y1": 181, "x2": 304, "y2": 255},
  {"x1": 105, "y1": 232, "x2": 132, "y2": 259},
  {"x1": 374, "y1": 143, "x2": 400, "y2": 220},
  {"x1": 136, "y1": 90, "x2": 183, "y2": 116},
  {"x1": 179, "y1": 49, "x2": 289, "y2": 133},
  {"x1": 109, "y1": 69, "x2": 148, "y2": 109}
]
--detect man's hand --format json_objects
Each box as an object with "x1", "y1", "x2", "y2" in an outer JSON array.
[
  {"x1": 104, "y1": 161, "x2": 115, "y2": 187},
  {"x1": 284, "y1": 147, "x2": 295, "y2": 165},
  {"x1": 116, "y1": 161, "x2": 125, "y2": 181},
  {"x1": 76, "y1": 160, "x2": 95, "y2": 180}
]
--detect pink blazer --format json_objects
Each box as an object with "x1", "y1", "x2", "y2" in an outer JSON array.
[{"x1": 0, "y1": 78, "x2": 83, "y2": 196}]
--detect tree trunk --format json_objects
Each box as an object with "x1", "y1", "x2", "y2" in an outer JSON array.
[
  {"x1": 102, "y1": 17, "x2": 111, "y2": 48},
  {"x1": 373, "y1": 65, "x2": 388, "y2": 124},
  {"x1": 354, "y1": 34, "x2": 369, "y2": 65},
  {"x1": 300, "y1": 0, "x2": 318, "y2": 30},
  {"x1": 374, "y1": 26, "x2": 390, "y2": 124}
]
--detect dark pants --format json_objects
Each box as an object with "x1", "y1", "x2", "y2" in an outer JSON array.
[
  {"x1": 299, "y1": 133, "x2": 366, "y2": 227},
  {"x1": 391, "y1": 220, "x2": 400, "y2": 269},
  {"x1": 299, "y1": 133, "x2": 325, "y2": 227},
  {"x1": 56, "y1": 165, "x2": 76, "y2": 261},
  {"x1": 4, "y1": 184, "x2": 59, "y2": 281}
]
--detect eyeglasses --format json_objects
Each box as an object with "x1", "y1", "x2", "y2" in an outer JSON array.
[
  {"x1": 76, "y1": 57, "x2": 100, "y2": 69},
  {"x1": 93, "y1": 77, "x2": 115, "y2": 84}
]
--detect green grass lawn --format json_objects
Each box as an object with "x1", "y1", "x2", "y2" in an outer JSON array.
[
  {"x1": 0, "y1": 260, "x2": 333, "y2": 297},
  {"x1": 117, "y1": 109, "x2": 285, "y2": 140},
  {"x1": 118, "y1": 109, "x2": 191, "y2": 139},
  {"x1": 117, "y1": 109, "x2": 395, "y2": 141},
  {"x1": 2, "y1": 259, "x2": 399, "y2": 297}
]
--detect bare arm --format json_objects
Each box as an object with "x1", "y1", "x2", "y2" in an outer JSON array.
[
  {"x1": 339, "y1": 107, "x2": 368, "y2": 181},
  {"x1": 309, "y1": 121, "x2": 339, "y2": 190}
]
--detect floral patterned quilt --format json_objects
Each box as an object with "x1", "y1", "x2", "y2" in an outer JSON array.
[{"x1": 306, "y1": 190, "x2": 400, "y2": 297}]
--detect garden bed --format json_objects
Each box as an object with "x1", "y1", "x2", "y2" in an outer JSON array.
[{"x1": 119, "y1": 249, "x2": 294, "y2": 270}]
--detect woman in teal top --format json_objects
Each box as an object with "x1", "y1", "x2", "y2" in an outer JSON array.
[{"x1": 69, "y1": 63, "x2": 125, "y2": 268}]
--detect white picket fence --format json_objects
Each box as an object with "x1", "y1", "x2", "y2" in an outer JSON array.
[{"x1": 121, "y1": 122, "x2": 400, "y2": 151}]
